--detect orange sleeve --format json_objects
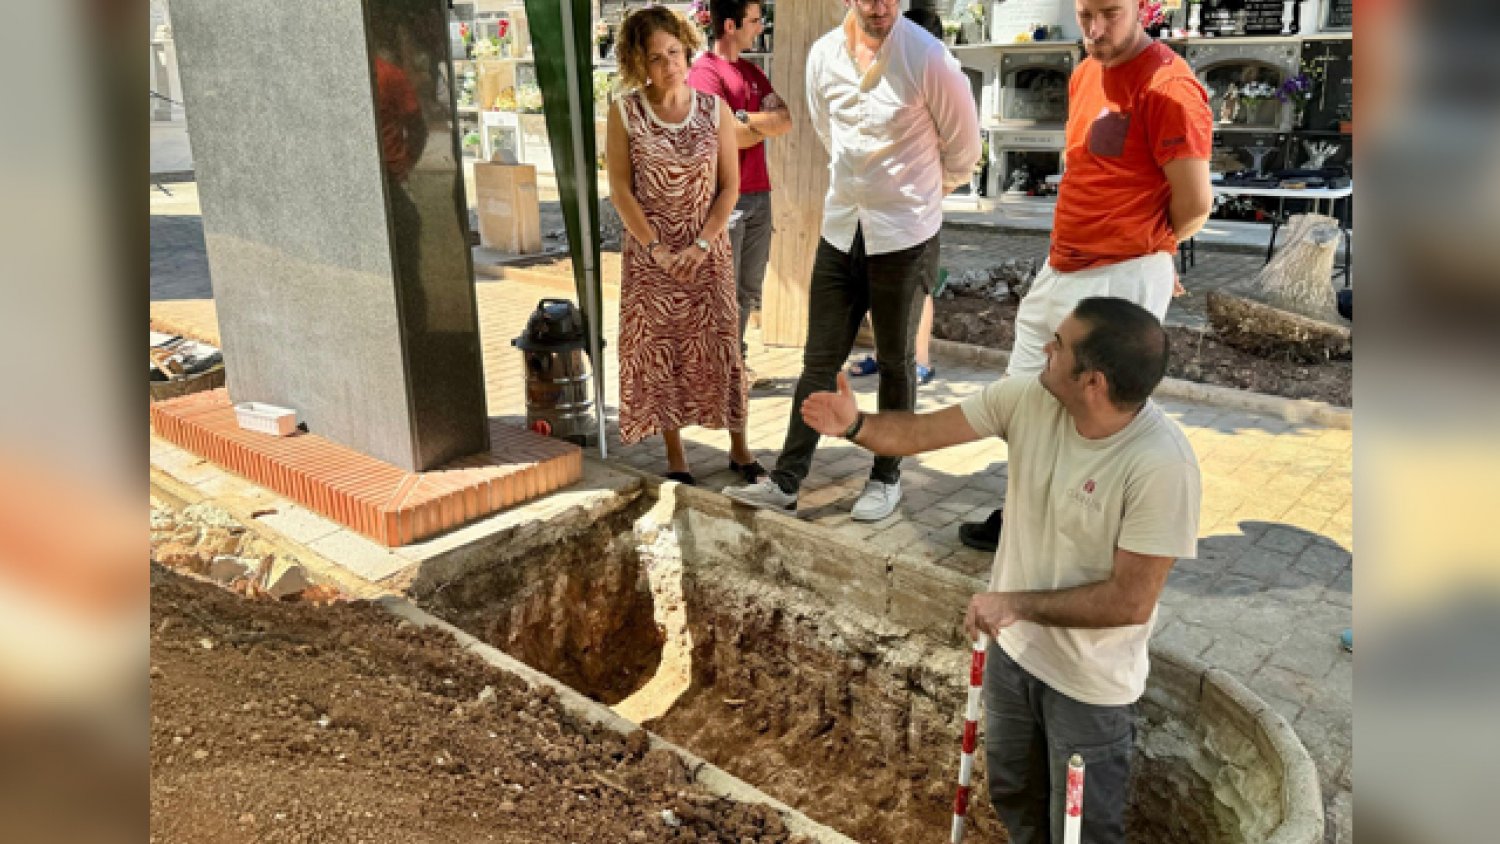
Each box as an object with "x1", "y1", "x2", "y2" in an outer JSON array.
[{"x1": 1145, "y1": 76, "x2": 1214, "y2": 167}]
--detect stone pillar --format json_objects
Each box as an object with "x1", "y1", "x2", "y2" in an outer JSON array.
[{"x1": 171, "y1": 0, "x2": 489, "y2": 471}]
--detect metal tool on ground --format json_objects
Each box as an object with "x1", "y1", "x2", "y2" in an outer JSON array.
[
  {"x1": 950, "y1": 632, "x2": 990, "y2": 843},
  {"x1": 1063, "y1": 752, "x2": 1085, "y2": 844}
]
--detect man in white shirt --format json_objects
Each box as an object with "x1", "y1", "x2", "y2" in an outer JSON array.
[
  {"x1": 724, "y1": 0, "x2": 981, "y2": 520},
  {"x1": 800, "y1": 297, "x2": 1202, "y2": 844}
]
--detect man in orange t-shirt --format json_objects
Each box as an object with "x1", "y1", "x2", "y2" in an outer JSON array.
[{"x1": 958, "y1": 0, "x2": 1213, "y2": 556}]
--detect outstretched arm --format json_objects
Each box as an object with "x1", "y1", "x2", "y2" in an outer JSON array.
[{"x1": 801, "y1": 372, "x2": 983, "y2": 457}]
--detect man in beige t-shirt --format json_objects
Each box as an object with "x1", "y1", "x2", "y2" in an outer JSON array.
[{"x1": 801, "y1": 297, "x2": 1200, "y2": 843}]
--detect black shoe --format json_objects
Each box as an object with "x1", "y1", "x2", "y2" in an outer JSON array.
[
  {"x1": 959, "y1": 509, "x2": 1003, "y2": 552},
  {"x1": 729, "y1": 460, "x2": 768, "y2": 484},
  {"x1": 664, "y1": 471, "x2": 697, "y2": 486}
]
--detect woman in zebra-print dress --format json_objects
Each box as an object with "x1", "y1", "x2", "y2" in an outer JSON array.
[{"x1": 605, "y1": 7, "x2": 761, "y2": 485}]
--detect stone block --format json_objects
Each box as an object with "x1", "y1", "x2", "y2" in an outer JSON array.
[
  {"x1": 758, "y1": 517, "x2": 889, "y2": 620},
  {"x1": 888, "y1": 555, "x2": 978, "y2": 641},
  {"x1": 209, "y1": 555, "x2": 255, "y2": 584},
  {"x1": 262, "y1": 559, "x2": 313, "y2": 599}
]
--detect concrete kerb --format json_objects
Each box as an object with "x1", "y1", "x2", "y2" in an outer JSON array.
[
  {"x1": 149, "y1": 466, "x2": 857, "y2": 844},
  {"x1": 925, "y1": 337, "x2": 1353, "y2": 430},
  {"x1": 1200, "y1": 666, "x2": 1327, "y2": 843}
]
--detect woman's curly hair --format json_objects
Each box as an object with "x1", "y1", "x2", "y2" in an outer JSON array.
[{"x1": 615, "y1": 6, "x2": 703, "y2": 90}]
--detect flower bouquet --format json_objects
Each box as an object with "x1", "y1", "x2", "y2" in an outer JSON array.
[
  {"x1": 1140, "y1": 0, "x2": 1167, "y2": 35},
  {"x1": 1278, "y1": 73, "x2": 1314, "y2": 127},
  {"x1": 1238, "y1": 80, "x2": 1279, "y2": 124},
  {"x1": 689, "y1": 0, "x2": 712, "y2": 39}
]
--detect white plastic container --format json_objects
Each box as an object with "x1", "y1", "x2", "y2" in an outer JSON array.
[{"x1": 234, "y1": 402, "x2": 299, "y2": 436}]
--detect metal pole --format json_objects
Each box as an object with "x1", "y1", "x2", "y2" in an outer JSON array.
[
  {"x1": 558, "y1": 0, "x2": 608, "y2": 458},
  {"x1": 1062, "y1": 753, "x2": 1085, "y2": 844},
  {"x1": 950, "y1": 632, "x2": 990, "y2": 843}
]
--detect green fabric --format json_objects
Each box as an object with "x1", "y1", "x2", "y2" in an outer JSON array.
[{"x1": 523, "y1": 0, "x2": 606, "y2": 435}]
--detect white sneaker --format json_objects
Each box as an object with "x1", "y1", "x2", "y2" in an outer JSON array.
[
  {"x1": 723, "y1": 477, "x2": 797, "y2": 512},
  {"x1": 851, "y1": 480, "x2": 902, "y2": 522}
]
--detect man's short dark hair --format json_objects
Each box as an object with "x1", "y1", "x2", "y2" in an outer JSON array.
[
  {"x1": 711, "y1": 0, "x2": 760, "y2": 38},
  {"x1": 1069, "y1": 297, "x2": 1170, "y2": 409},
  {"x1": 904, "y1": 8, "x2": 944, "y2": 40}
]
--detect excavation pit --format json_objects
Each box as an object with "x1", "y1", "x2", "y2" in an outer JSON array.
[{"x1": 413, "y1": 483, "x2": 1323, "y2": 844}]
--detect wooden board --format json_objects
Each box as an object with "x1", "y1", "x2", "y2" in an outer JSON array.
[{"x1": 762, "y1": 0, "x2": 845, "y2": 347}]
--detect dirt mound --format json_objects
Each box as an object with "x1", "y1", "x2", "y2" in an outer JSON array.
[
  {"x1": 933, "y1": 295, "x2": 1352, "y2": 407},
  {"x1": 150, "y1": 566, "x2": 809, "y2": 843}
]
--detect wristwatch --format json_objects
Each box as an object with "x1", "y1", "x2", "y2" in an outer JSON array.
[
  {"x1": 734, "y1": 108, "x2": 750, "y2": 124},
  {"x1": 694, "y1": 237, "x2": 711, "y2": 252}
]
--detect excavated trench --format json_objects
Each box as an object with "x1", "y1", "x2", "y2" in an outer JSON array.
[{"x1": 417, "y1": 491, "x2": 1318, "y2": 844}]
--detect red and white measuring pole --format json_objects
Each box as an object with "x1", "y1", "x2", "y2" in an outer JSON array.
[
  {"x1": 949, "y1": 632, "x2": 990, "y2": 843},
  {"x1": 1063, "y1": 752, "x2": 1086, "y2": 844}
]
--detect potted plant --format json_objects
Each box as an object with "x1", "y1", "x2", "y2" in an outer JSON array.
[
  {"x1": 1238, "y1": 81, "x2": 1278, "y2": 125},
  {"x1": 495, "y1": 18, "x2": 513, "y2": 59},
  {"x1": 941, "y1": 19, "x2": 960, "y2": 46},
  {"x1": 1277, "y1": 73, "x2": 1314, "y2": 128},
  {"x1": 962, "y1": 2, "x2": 987, "y2": 45}
]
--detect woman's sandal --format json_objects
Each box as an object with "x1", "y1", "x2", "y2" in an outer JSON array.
[
  {"x1": 728, "y1": 460, "x2": 768, "y2": 484},
  {"x1": 664, "y1": 471, "x2": 697, "y2": 486}
]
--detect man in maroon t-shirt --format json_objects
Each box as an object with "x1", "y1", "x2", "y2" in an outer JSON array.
[{"x1": 688, "y1": 0, "x2": 792, "y2": 370}]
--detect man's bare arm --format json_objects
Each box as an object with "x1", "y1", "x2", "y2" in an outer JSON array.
[
  {"x1": 732, "y1": 98, "x2": 792, "y2": 148},
  {"x1": 800, "y1": 372, "x2": 982, "y2": 457},
  {"x1": 965, "y1": 548, "x2": 1176, "y2": 639},
  {"x1": 1163, "y1": 157, "x2": 1213, "y2": 242}
]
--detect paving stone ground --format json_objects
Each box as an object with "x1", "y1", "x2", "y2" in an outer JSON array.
[{"x1": 151, "y1": 188, "x2": 1352, "y2": 841}]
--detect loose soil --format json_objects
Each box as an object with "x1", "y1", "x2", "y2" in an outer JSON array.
[
  {"x1": 933, "y1": 294, "x2": 1352, "y2": 407},
  {"x1": 416, "y1": 513, "x2": 1008, "y2": 844},
  {"x1": 645, "y1": 587, "x2": 1008, "y2": 844},
  {"x1": 150, "y1": 566, "x2": 810, "y2": 844}
]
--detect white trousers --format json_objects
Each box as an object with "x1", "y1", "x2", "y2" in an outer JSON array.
[{"x1": 1006, "y1": 253, "x2": 1177, "y2": 377}]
